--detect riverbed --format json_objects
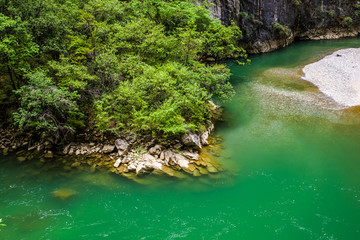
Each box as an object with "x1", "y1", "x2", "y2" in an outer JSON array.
[{"x1": 1, "y1": 38, "x2": 360, "y2": 239}]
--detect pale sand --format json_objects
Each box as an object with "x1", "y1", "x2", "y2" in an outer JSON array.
[{"x1": 302, "y1": 48, "x2": 360, "y2": 107}]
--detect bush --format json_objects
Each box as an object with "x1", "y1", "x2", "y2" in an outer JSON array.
[{"x1": 13, "y1": 71, "x2": 83, "y2": 139}]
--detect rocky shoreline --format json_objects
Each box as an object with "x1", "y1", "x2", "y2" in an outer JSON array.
[{"x1": 0, "y1": 102, "x2": 224, "y2": 179}]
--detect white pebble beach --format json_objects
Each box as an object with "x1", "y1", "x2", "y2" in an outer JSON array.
[{"x1": 302, "y1": 48, "x2": 360, "y2": 107}]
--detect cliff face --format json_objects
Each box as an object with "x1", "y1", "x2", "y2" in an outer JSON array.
[{"x1": 205, "y1": 0, "x2": 360, "y2": 53}]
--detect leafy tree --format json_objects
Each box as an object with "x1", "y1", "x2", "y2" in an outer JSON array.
[
  {"x1": 0, "y1": 13, "x2": 38, "y2": 90},
  {"x1": 13, "y1": 71, "x2": 83, "y2": 139},
  {"x1": 0, "y1": 0, "x2": 246, "y2": 140}
]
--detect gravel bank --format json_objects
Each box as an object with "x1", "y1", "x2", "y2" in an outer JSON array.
[{"x1": 302, "y1": 48, "x2": 360, "y2": 107}]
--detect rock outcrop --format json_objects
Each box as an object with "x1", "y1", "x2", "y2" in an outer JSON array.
[
  {"x1": 203, "y1": 0, "x2": 360, "y2": 53},
  {"x1": 0, "y1": 115, "x2": 221, "y2": 178}
]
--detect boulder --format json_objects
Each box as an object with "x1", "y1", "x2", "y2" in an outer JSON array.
[
  {"x1": 143, "y1": 153, "x2": 156, "y2": 162},
  {"x1": 115, "y1": 138, "x2": 129, "y2": 156},
  {"x1": 182, "y1": 132, "x2": 202, "y2": 149},
  {"x1": 63, "y1": 144, "x2": 71, "y2": 154},
  {"x1": 173, "y1": 143, "x2": 182, "y2": 149},
  {"x1": 149, "y1": 145, "x2": 162, "y2": 156},
  {"x1": 114, "y1": 158, "x2": 122, "y2": 168},
  {"x1": 206, "y1": 163, "x2": 218, "y2": 173},
  {"x1": 102, "y1": 145, "x2": 115, "y2": 154},
  {"x1": 181, "y1": 151, "x2": 199, "y2": 160},
  {"x1": 200, "y1": 131, "x2": 210, "y2": 146},
  {"x1": 68, "y1": 146, "x2": 75, "y2": 155},
  {"x1": 159, "y1": 151, "x2": 165, "y2": 160},
  {"x1": 75, "y1": 149, "x2": 81, "y2": 155},
  {"x1": 44, "y1": 151, "x2": 54, "y2": 159},
  {"x1": 200, "y1": 122, "x2": 214, "y2": 146},
  {"x1": 164, "y1": 150, "x2": 174, "y2": 166},
  {"x1": 193, "y1": 169, "x2": 201, "y2": 177},
  {"x1": 174, "y1": 153, "x2": 189, "y2": 168}
]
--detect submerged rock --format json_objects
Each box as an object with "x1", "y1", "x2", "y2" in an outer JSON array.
[
  {"x1": 52, "y1": 188, "x2": 77, "y2": 200},
  {"x1": 44, "y1": 151, "x2": 54, "y2": 159}
]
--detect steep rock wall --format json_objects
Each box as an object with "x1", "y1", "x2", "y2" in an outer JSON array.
[{"x1": 205, "y1": 0, "x2": 360, "y2": 53}]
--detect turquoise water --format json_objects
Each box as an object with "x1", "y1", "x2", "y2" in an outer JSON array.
[{"x1": 2, "y1": 38, "x2": 360, "y2": 239}]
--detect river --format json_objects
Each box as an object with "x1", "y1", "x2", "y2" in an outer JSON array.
[{"x1": 1, "y1": 38, "x2": 360, "y2": 239}]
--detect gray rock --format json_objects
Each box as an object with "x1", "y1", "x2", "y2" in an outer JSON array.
[
  {"x1": 102, "y1": 145, "x2": 115, "y2": 154},
  {"x1": 36, "y1": 144, "x2": 44, "y2": 152},
  {"x1": 174, "y1": 154, "x2": 189, "y2": 168},
  {"x1": 68, "y1": 146, "x2": 75, "y2": 155},
  {"x1": 159, "y1": 151, "x2": 165, "y2": 160},
  {"x1": 181, "y1": 151, "x2": 199, "y2": 160},
  {"x1": 200, "y1": 131, "x2": 210, "y2": 146},
  {"x1": 173, "y1": 143, "x2": 182, "y2": 149},
  {"x1": 182, "y1": 132, "x2": 202, "y2": 149},
  {"x1": 200, "y1": 122, "x2": 214, "y2": 146},
  {"x1": 75, "y1": 149, "x2": 81, "y2": 155},
  {"x1": 149, "y1": 144, "x2": 162, "y2": 156},
  {"x1": 63, "y1": 144, "x2": 71, "y2": 154},
  {"x1": 115, "y1": 138, "x2": 129, "y2": 156},
  {"x1": 114, "y1": 158, "x2": 122, "y2": 168},
  {"x1": 164, "y1": 150, "x2": 174, "y2": 166},
  {"x1": 143, "y1": 153, "x2": 156, "y2": 162}
]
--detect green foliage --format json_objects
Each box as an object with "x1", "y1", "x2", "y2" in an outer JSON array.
[
  {"x1": 272, "y1": 22, "x2": 292, "y2": 36},
  {"x1": 13, "y1": 71, "x2": 83, "y2": 138},
  {"x1": 95, "y1": 62, "x2": 219, "y2": 137},
  {"x1": 341, "y1": 16, "x2": 353, "y2": 26},
  {"x1": 292, "y1": 0, "x2": 302, "y2": 6},
  {"x1": 0, "y1": 13, "x2": 39, "y2": 90},
  {"x1": 323, "y1": 10, "x2": 335, "y2": 17},
  {"x1": 1, "y1": 0, "x2": 245, "y2": 139}
]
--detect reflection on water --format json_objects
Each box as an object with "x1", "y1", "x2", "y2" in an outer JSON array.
[{"x1": 1, "y1": 38, "x2": 360, "y2": 239}]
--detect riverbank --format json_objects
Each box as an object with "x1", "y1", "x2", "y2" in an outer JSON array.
[
  {"x1": 302, "y1": 48, "x2": 360, "y2": 107},
  {"x1": 0, "y1": 102, "x2": 224, "y2": 179}
]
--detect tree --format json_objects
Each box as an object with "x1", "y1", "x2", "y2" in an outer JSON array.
[
  {"x1": 13, "y1": 71, "x2": 83, "y2": 139},
  {"x1": 0, "y1": 13, "x2": 38, "y2": 90}
]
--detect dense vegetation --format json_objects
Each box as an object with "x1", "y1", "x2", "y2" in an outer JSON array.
[{"x1": 0, "y1": 0, "x2": 245, "y2": 141}]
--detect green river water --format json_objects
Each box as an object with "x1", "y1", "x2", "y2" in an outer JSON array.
[{"x1": 1, "y1": 39, "x2": 360, "y2": 239}]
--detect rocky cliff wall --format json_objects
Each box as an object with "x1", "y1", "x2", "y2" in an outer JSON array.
[{"x1": 204, "y1": 0, "x2": 360, "y2": 53}]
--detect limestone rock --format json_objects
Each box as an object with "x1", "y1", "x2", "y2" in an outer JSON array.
[
  {"x1": 193, "y1": 169, "x2": 201, "y2": 177},
  {"x1": 159, "y1": 151, "x2": 165, "y2": 160},
  {"x1": 114, "y1": 158, "x2": 122, "y2": 168},
  {"x1": 52, "y1": 188, "x2": 77, "y2": 200},
  {"x1": 174, "y1": 153, "x2": 189, "y2": 169},
  {"x1": 149, "y1": 145, "x2": 162, "y2": 156},
  {"x1": 182, "y1": 132, "x2": 202, "y2": 149},
  {"x1": 206, "y1": 163, "x2": 218, "y2": 173},
  {"x1": 115, "y1": 138, "x2": 129, "y2": 156},
  {"x1": 164, "y1": 150, "x2": 174, "y2": 166},
  {"x1": 181, "y1": 151, "x2": 199, "y2": 160},
  {"x1": 102, "y1": 145, "x2": 115, "y2": 154},
  {"x1": 173, "y1": 143, "x2": 182, "y2": 149},
  {"x1": 44, "y1": 151, "x2": 54, "y2": 159},
  {"x1": 63, "y1": 144, "x2": 71, "y2": 154},
  {"x1": 200, "y1": 131, "x2": 210, "y2": 146}
]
